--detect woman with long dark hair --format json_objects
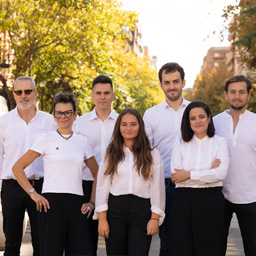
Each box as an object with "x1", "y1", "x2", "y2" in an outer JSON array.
[
  {"x1": 168, "y1": 101, "x2": 229, "y2": 256},
  {"x1": 94, "y1": 107, "x2": 165, "y2": 256}
]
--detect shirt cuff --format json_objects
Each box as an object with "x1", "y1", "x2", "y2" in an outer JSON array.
[{"x1": 151, "y1": 206, "x2": 165, "y2": 226}]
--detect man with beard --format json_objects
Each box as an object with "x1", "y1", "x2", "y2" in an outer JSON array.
[
  {"x1": 0, "y1": 76, "x2": 55, "y2": 256},
  {"x1": 214, "y1": 75, "x2": 256, "y2": 256},
  {"x1": 143, "y1": 62, "x2": 190, "y2": 256}
]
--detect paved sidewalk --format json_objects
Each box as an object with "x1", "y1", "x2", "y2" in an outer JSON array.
[{"x1": 0, "y1": 215, "x2": 245, "y2": 256}]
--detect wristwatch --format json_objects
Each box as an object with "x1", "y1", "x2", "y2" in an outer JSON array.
[{"x1": 28, "y1": 188, "x2": 35, "y2": 195}]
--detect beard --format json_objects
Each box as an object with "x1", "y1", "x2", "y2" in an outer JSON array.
[
  {"x1": 16, "y1": 98, "x2": 34, "y2": 110},
  {"x1": 164, "y1": 89, "x2": 182, "y2": 102},
  {"x1": 229, "y1": 100, "x2": 247, "y2": 111}
]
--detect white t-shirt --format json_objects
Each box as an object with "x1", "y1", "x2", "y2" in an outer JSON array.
[
  {"x1": 171, "y1": 135, "x2": 229, "y2": 188},
  {"x1": 94, "y1": 147, "x2": 166, "y2": 225},
  {"x1": 31, "y1": 131, "x2": 94, "y2": 195}
]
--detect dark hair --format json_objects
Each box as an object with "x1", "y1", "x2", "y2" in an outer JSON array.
[
  {"x1": 224, "y1": 75, "x2": 252, "y2": 93},
  {"x1": 104, "y1": 108, "x2": 153, "y2": 179},
  {"x1": 158, "y1": 62, "x2": 185, "y2": 83},
  {"x1": 92, "y1": 75, "x2": 113, "y2": 90},
  {"x1": 181, "y1": 101, "x2": 215, "y2": 142},
  {"x1": 53, "y1": 92, "x2": 77, "y2": 112}
]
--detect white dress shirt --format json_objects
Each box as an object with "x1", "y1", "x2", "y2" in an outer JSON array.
[
  {"x1": 171, "y1": 135, "x2": 229, "y2": 188},
  {"x1": 214, "y1": 110, "x2": 256, "y2": 204},
  {"x1": 143, "y1": 99, "x2": 190, "y2": 178},
  {"x1": 94, "y1": 147, "x2": 166, "y2": 225},
  {"x1": 74, "y1": 108, "x2": 118, "y2": 180},
  {"x1": 0, "y1": 108, "x2": 56, "y2": 180},
  {"x1": 31, "y1": 131, "x2": 94, "y2": 195}
]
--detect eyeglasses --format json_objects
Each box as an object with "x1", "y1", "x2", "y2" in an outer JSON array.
[
  {"x1": 54, "y1": 110, "x2": 73, "y2": 118},
  {"x1": 13, "y1": 89, "x2": 35, "y2": 96}
]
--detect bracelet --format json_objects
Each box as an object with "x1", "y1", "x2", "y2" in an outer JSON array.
[
  {"x1": 151, "y1": 218, "x2": 159, "y2": 221},
  {"x1": 89, "y1": 201, "x2": 95, "y2": 206}
]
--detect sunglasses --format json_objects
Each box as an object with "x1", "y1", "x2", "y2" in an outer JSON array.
[
  {"x1": 13, "y1": 89, "x2": 35, "y2": 96},
  {"x1": 54, "y1": 110, "x2": 74, "y2": 118}
]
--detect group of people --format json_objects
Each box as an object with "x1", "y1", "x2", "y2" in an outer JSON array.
[{"x1": 0, "y1": 62, "x2": 255, "y2": 256}]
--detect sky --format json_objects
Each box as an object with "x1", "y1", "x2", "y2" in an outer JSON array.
[{"x1": 119, "y1": 0, "x2": 238, "y2": 88}]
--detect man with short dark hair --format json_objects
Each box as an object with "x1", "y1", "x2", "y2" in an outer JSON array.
[
  {"x1": 0, "y1": 76, "x2": 56, "y2": 256},
  {"x1": 74, "y1": 75, "x2": 118, "y2": 256},
  {"x1": 143, "y1": 62, "x2": 190, "y2": 256},
  {"x1": 214, "y1": 75, "x2": 256, "y2": 256}
]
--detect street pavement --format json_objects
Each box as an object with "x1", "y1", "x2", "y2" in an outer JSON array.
[{"x1": 0, "y1": 215, "x2": 245, "y2": 256}]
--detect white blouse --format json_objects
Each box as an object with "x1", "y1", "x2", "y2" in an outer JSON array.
[
  {"x1": 94, "y1": 147, "x2": 165, "y2": 225},
  {"x1": 171, "y1": 135, "x2": 229, "y2": 188}
]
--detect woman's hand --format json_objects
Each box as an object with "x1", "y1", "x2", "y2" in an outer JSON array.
[
  {"x1": 171, "y1": 169, "x2": 190, "y2": 184},
  {"x1": 30, "y1": 191, "x2": 50, "y2": 212},
  {"x1": 98, "y1": 219, "x2": 110, "y2": 239},
  {"x1": 147, "y1": 218, "x2": 159, "y2": 235},
  {"x1": 81, "y1": 201, "x2": 95, "y2": 217},
  {"x1": 211, "y1": 159, "x2": 221, "y2": 169}
]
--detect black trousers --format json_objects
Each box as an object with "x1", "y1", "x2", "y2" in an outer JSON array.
[
  {"x1": 39, "y1": 193, "x2": 93, "y2": 256},
  {"x1": 222, "y1": 199, "x2": 256, "y2": 256},
  {"x1": 106, "y1": 194, "x2": 152, "y2": 256},
  {"x1": 168, "y1": 187, "x2": 225, "y2": 256},
  {"x1": 1, "y1": 178, "x2": 43, "y2": 256},
  {"x1": 82, "y1": 180, "x2": 98, "y2": 256},
  {"x1": 159, "y1": 180, "x2": 175, "y2": 256}
]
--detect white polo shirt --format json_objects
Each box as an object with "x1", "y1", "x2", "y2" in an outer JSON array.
[
  {"x1": 171, "y1": 135, "x2": 229, "y2": 188},
  {"x1": 74, "y1": 108, "x2": 118, "y2": 180},
  {"x1": 0, "y1": 107, "x2": 56, "y2": 180},
  {"x1": 143, "y1": 99, "x2": 190, "y2": 178},
  {"x1": 31, "y1": 131, "x2": 94, "y2": 195},
  {"x1": 214, "y1": 110, "x2": 256, "y2": 204}
]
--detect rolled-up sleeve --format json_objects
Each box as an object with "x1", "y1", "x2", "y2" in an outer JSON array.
[
  {"x1": 93, "y1": 160, "x2": 112, "y2": 220},
  {"x1": 150, "y1": 149, "x2": 166, "y2": 225}
]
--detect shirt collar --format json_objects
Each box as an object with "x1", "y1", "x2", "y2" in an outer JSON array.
[
  {"x1": 224, "y1": 109, "x2": 248, "y2": 118},
  {"x1": 15, "y1": 105, "x2": 38, "y2": 121},
  {"x1": 90, "y1": 108, "x2": 117, "y2": 121},
  {"x1": 163, "y1": 98, "x2": 190, "y2": 109},
  {"x1": 192, "y1": 134, "x2": 209, "y2": 142}
]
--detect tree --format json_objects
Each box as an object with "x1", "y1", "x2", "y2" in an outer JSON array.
[
  {"x1": 186, "y1": 67, "x2": 233, "y2": 116},
  {"x1": 222, "y1": 0, "x2": 256, "y2": 71},
  {"x1": 0, "y1": 0, "x2": 162, "y2": 115}
]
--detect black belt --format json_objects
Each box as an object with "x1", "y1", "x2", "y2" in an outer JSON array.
[{"x1": 165, "y1": 178, "x2": 175, "y2": 187}]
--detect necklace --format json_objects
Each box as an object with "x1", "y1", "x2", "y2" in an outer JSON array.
[{"x1": 56, "y1": 129, "x2": 73, "y2": 140}]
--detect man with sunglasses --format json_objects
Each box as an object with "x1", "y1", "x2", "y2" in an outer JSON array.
[
  {"x1": 0, "y1": 76, "x2": 56, "y2": 256},
  {"x1": 74, "y1": 75, "x2": 118, "y2": 256}
]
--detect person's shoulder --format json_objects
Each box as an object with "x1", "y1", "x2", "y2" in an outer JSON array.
[
  {"x1": 77, "y1": 111, "x2": 92, "y2": 121},
  {"x1": 37, "y1": 110, "x2": 53, "y2": 119},
  {"x1": 73, "y1": 133, "x2": 89, "y2": 143},
  {"x1": 144, "y1": 102, "x2": 165, "y2": 116},
  {"x1": 211, "y1": 134, "x2": 226, "y2": 143},
  {"x1": 245, "y1": 110, "x2": 256, "y2": 118},
  {"x1": 151, "y1": 147, "x2": 163, "y2": 164},
  {"x1": 214, "y1": 111, "x2": 225, "y2": 118}
]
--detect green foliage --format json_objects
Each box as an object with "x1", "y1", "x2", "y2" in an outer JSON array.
[
  {"x1": 222, "y1": 0, "x2": 256, "y2": 71},
  {"x1": 0, "y1": 0, "x2": 161, "y2": 115},
  {"x1": 186, "y1": 67, "x2": 233, "y2": 116}
]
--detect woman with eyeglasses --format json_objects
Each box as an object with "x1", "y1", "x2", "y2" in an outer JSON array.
[
  {"x1": 94, "y1": 108, "x2": 165, "y2": 256},
  {"x1": 12, "y1": 92, "x2": 98, "y2": 256},
  {"x1": 168, "y1": 101, "x2": 229, "y2": 256}
]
